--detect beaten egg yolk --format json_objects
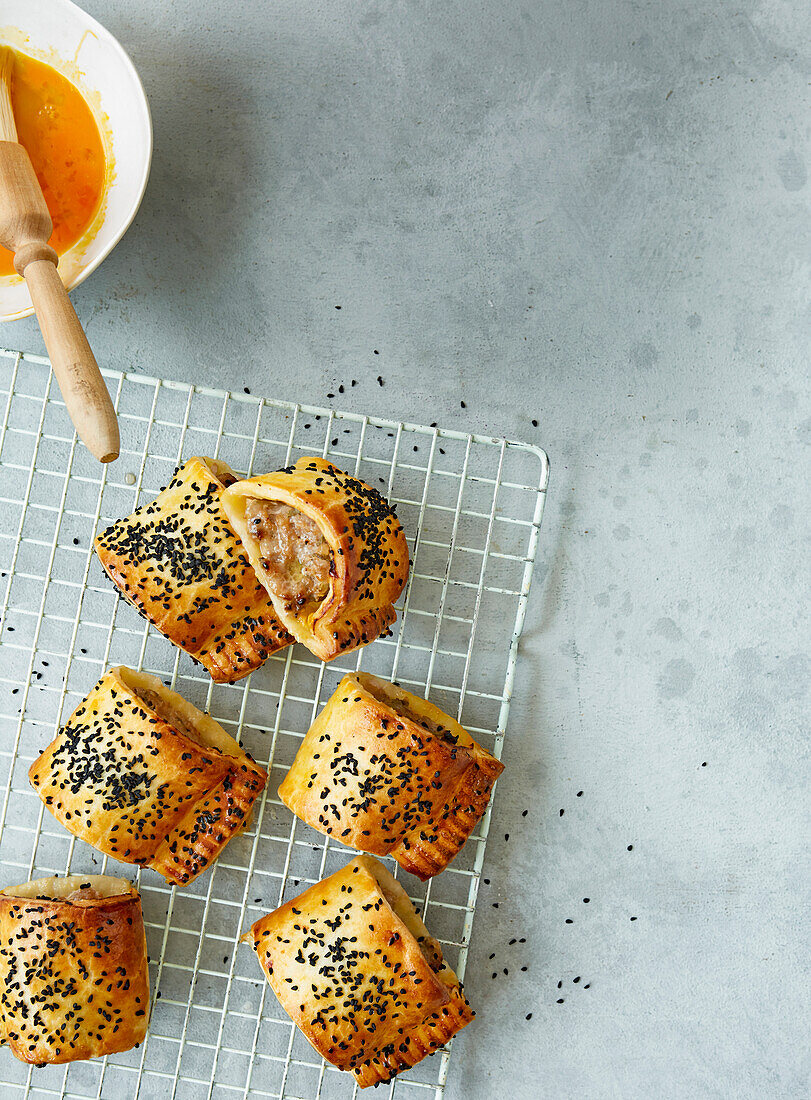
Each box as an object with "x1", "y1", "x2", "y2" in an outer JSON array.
[{"x1": 0, "y1": 52, "x2": 106, "y2": 278}]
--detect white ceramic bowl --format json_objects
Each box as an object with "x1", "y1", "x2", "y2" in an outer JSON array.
[{"x1": 0, "y1": 0, "x2": 152, "y2": 321}]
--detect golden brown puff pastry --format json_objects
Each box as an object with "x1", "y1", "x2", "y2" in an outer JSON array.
[
  {"x1": 29, "y1": 666, "x2": 267, "y2": 887},
  {"x1": 242, "y1": 854, "x2": 474, "y2": 1087},
  {"x1": 278, "y1": 672, "x2": 504, "y2": 879},
  {"x1": 0, "y1": 875, "x2": 149, "y2": 1065},
  {"x1": 222, "y1": 457, "x2": 409, "y2": 662},
  {"x1": 94, "y1": 456, "x2": 292, "y2": 683}
]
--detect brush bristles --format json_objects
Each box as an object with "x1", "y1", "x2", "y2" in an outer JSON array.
[{"x1": 0, "y1": 47, "x2": 18, "y2": 143}]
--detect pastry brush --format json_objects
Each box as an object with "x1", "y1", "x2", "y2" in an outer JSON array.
[{"x1": 0, "y1": 46, "x2": 119, "y2": 463}]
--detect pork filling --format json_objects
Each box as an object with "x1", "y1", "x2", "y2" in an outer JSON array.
[
  {"x1": 20, "y1": 886, "x2": 103, "y2": 902},
  {"x1": 365, "y1": 682, "x2": 458, "y2": 745},
  {"x1": 244, "y1": 499, "x2": 331, "y2": 608},
  {"x1": 65, "y1": 885, "x2": 102, "y2": 902},
  {"x1": 378, "y1": 880, "x2": 441, "y2": 971},
  {"x1": 138, "y1": 688, "x2": 202, "y2": 745}
]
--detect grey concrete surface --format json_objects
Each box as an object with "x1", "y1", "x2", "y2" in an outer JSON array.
[{"x1": 6, "y1": 1, "x2": 809, "y2": 1097}]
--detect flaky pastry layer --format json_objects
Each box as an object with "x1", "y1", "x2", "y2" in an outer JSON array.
[
  {"x1": 279, "y1": 671, "x2": 504, "y2": 878},
  {"x1": 242, "y1": 855, "x2": 473, "y2": 1085},
  {"x1": 0, "y1": 876, "x2": 149, "y2": 1065},
  {"x1": 94, "y1": 456, "x2": 291, "y2": 682},
  {"x1": 29, "y1": 666, "x2": 267, "y2": 887}
]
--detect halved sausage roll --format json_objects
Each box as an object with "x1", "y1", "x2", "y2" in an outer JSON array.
[
  {"x1": 242, "y1": 854, "x2": 474, "y2": 1087},
  {"x1": 0, "y1": 875, "x2": 149, "y2": 1065},
  {"x1": 222, "y1": 458, "x2": 409, "y2": 661},
  {"x1": 94, "y1": 456, "x2": 292, "y2": 682},
  {"x1": 29, "y1": 666, "x2": 267, "y2": 887},
  {"x1": 278, "y1": 672, "x2": 504, "y2": 878}
]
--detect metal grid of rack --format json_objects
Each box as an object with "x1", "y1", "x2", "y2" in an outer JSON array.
[{"x1": 0, "y1": 347, "x2": 548, "y2": 1100}]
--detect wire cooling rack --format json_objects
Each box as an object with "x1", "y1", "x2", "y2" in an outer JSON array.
[{"x1": 0, "y1": 346, "x2": 548, "y2": 1100}]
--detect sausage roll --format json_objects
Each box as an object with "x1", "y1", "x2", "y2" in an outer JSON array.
[
  {"x1": 94, "y1": 456, "x2": 292, "y2": 683},
  {"x1": 29, "y1": 666, "x2": 267, "y2": 887},
  {"x1": 242, "y1": 854, "x2": 474, "y2": 1087},
  {"x1": 0, "y1": 875, "x2": 149, "y2": 1065},
  {"x1": 222, "y1": 458, "x2": 409, "y2": 661},
  {"x1": 278, "y1": 672, "x2": 504, "y2": 879}
]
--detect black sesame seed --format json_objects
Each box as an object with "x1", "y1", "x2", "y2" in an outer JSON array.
[
  {"x1": 526, "y1": 1012, "x2": 532, "y2": 1020},
  {"x1": 583, "y1": 898, "x2": 590, "y2": 903},
  {"x1": 627, "y1": 844, "x2": 634, "y2": 851}
]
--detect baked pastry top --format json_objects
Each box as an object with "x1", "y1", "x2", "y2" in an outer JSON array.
[
  {"x1": 278, "y1": 671, "x2": 504, "y2": 878},
  {"x1": 0, "y1": 875, "x2": 149, "y2": 1065},
  {"x1": 94, "y1": 456, "x2": 292, "y2": 682},
  {"x1": 222, "y1": 457, "x2": 409, "y2": 661},
  {"x1": 242, "y1": 854, "x2": 473, "y2": 1087},
  {"x1": 29, "y1": 666, "x2": 267, "y2": 887}
]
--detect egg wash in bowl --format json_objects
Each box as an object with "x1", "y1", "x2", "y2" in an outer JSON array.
[{"x1": 1, "y1": 0, "x2": 151, "y2": 321}]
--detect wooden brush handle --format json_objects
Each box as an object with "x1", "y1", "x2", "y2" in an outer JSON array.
[
  {"x1": 22, "y1": 257, "x2": 120, "y2": 462},
  {"x1": 0, "y1": 142, "x2": 119, "y2": 463}
]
